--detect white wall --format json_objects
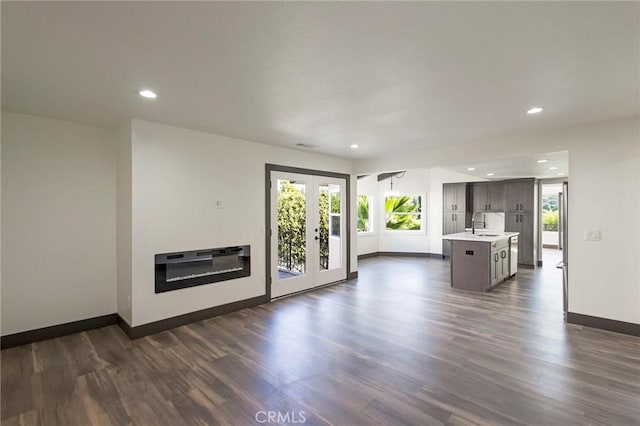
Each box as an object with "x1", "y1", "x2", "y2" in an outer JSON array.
[
  {"x1": 355, "y1": 117, "x2": 640, "y2": 325},
  {"x1": 1, "y1": 112, "x2": 117, "y2": 335},
  {"x1": 356, "y1": 174, "x2": 378, "y2": 255},
  {"x1": 129, "y1": 119, "x2": 353, "y2": 327},
  {"x1": 568, "y1": 126, "x2": 640, "y2": 323},
  {"x1": 116, "y1": 122, "x2": 133, "y2": 324}
]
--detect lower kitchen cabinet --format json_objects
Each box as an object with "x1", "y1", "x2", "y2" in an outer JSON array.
[{"x1": 490, "y1": 240, "x2": 510, "y2": 287}]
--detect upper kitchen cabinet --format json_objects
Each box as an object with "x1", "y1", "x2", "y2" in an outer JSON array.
[
  {"x1": 472, "y1": 182, "x2": 504, "y2": 212},
  {"x1": 443, "y1": 183, "x2": 467, "y2": 212},
  {"x1": 504, "y1": 179, "x2": 535, "y2": 213}
]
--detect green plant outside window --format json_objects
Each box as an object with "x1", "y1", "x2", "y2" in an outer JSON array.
[
  {"x1": 385, "y1": 195, "x2": 422, "y2": 231},
  {"x1": 357, "y1": 195, "x2": 370, "y2": 233},
  {"x1": 542, "y1": 193, "x2": 559, "y2": 231}
]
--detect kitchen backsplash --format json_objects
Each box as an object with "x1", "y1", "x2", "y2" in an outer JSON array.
[{"x1": 481, "y1": 212, "x2": 505, "y2": 231}]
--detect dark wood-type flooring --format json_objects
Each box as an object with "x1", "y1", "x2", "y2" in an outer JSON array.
[{"x1": 3, "y1": 250, "x2": 639, "y2": 425}]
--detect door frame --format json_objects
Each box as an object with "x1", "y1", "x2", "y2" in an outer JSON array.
[{"x1": 265, "y1": 164, "x2": 351, "y2": 300}]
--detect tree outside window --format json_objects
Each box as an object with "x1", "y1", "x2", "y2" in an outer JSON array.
[
  {"x1": 542, "y1": 193, "x2": 559, "y2": 231},
  {"x1": 385, "y1": 195, "x2": 422, "y2": 231},
  {"x1": 357, "y1": 195, "x2": 371, "y2": 233}
]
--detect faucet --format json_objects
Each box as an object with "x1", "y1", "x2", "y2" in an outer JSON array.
[{"x1": 471, "y1": 210, "x2": 486, "y2": 235}]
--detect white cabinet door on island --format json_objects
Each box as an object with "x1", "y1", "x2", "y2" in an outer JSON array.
[{"x1": 443, "y1": 232, "x2": 518, "y2": 292}]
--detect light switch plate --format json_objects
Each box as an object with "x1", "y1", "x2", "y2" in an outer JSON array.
[
  {"x1": 584, "y1": 230, "x2": 601, "y2": 241},
  {"x1": 215, "y1": 200, "x2": 224, "y2": 209}
]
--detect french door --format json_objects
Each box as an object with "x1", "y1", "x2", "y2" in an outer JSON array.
[{"x1": 270, "y1": 171, "x2": 347, "y2": 299}]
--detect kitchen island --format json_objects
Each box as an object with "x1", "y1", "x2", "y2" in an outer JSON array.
[{"x1": 442, "y1": 231, "x2": 519, "y2": 292}]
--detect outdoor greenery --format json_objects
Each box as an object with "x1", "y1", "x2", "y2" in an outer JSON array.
[
  {"x1": 385, "y1": 195, "x2": 422, "y2": 231},
  {"x1": 276, "y1": 181, "x2": 330, "y2": 273},
  {"x1": 357, "y1": 195, "x2": 370, "y2": 232},
  {"x1": 319, "y1": 189, "x2": 330, "y2": 269},
  {"x1": 542, "y1": 193, "x2": 559, "y2": 231},
  {"x1": 330, "y1": 193, "x2": 341, "y2": 214},
  {"x1": 543, "y1": 210, "x2": 559, "y2": 232}
]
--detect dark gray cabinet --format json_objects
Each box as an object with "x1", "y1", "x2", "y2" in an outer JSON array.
[
  {"x1": 490, "y1": 239, "x2": 510, "y2": 288},
  {"x1": 443, "y1": 183, "x2": 467, "y2": 256},
  {"x1": 442, "y1": 213, "x2": 465, "y2": 256},
  {"x1": 444, "y1": 183, "x2": 467, "y2": 212},
  {"x1": 504, "y1": 179, "x2": 535, "y2": 213},
  {"x1": 472, "y1": 183, "x2": 504, "y2": 212},
  {"x1": 506, "y1": 212, "x2": 534, "y2": 265}
]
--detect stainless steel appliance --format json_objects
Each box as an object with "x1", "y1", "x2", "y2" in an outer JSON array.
[{"x1": 509, "y1": 235, "x2": 518, "y2": 276}]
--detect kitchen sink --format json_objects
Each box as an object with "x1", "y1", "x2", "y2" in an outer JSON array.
[{"x1": 476, "y1": 233, "x2": 500, "y2": 237}]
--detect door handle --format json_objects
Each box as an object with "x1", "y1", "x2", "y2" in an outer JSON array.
[
  {"x1": 516, "y1": 215, "x2": 519, "y2": 223},
  {"x1": 495, "y1": 253, "x2": 499, "y2": 262},
  {"x1": 314, "y1": 236, "x2": 319, "y2": 241}
]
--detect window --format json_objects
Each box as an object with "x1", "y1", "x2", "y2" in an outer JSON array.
[
  {"x1": 329, "y1": 190, "x2": 341, "y2": 237},
  {"x1": 385, "y1": 194, "x2": 422, "y2": 231},
  {"x1": 357, "y1": 195, "x2": 372, "y2": 233},
  {"x1": 542, "y1": 193, "x2": 559, "y2": 231}
]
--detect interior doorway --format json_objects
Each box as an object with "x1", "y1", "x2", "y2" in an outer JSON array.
[
  {"x1": 266, "y1": 165, "x2": 350, "y2": 299},
  {"x1": 539, "y1": 180, "x2": 569, "y2": 316},
  {"x1": 541, "y1": 183, "x2": 563, "y2": 254}
]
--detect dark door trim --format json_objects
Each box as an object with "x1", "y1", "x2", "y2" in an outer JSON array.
[{"x1": 265, "y1": 164, "x2": 351, "y2": 300}]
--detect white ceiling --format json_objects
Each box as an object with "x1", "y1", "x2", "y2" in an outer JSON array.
[
  {"x1": 441, "y1": 151, "x2": 569, "y2": 180},
  {"x1": 2, "y1": 2, "x2": 638, "y2": 159}
]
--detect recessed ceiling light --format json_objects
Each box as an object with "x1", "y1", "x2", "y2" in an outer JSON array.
[
  {"x1": 139, "y1": 89, "x2": 157, "y2": 99},
  {"x1": 350, "y1": 144, "x2": 359, "y2": 149},
  {"x1": 466, "y1": 167, "x2": 476, "y2": 171},
  {"x1": 549, "y1": 166, "x2": 558, "y2": 170},
  {"x1": 557, "y1": 172, "x2": 565, "y2": 176},
  {"x1": 486, "y1": 172, "x2": 494, "y2": 176},
  {"x1": 537, "y1": 159, "x2": 548, "y2": 163},
  {"x1": 527, "y1": 107, "x2": 543, "y2": 114}
]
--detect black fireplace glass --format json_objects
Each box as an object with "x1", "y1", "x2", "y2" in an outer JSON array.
[{"x1": 155, "y1": 245, "x2": 251, "y2": 293}]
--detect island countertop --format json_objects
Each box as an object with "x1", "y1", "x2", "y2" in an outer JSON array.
[{"x1": 442, "y1": 231, "x2": 519, "y2": 243}]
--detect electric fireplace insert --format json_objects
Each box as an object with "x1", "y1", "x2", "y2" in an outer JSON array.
[{"x1": 155, "y1": 245, "x2": 251, "y2": 293}]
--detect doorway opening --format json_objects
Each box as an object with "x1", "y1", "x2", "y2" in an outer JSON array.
[{"x1": 541, "y1": 182, "x2": 563, "y2": 262}]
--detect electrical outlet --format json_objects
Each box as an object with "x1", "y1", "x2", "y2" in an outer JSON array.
[
  {"x1": 215, "y1": 200, "x2": 224, "y2": 209},
  {"x1": 584, "y1": 230, "x2": 601, "y2": 241}
]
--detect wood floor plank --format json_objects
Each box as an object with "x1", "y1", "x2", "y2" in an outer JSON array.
[{"x1": 2, "y1": 250, "x2": 639, "y2": 425}]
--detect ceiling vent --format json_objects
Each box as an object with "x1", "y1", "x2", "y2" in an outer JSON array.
[{"x1": 296, "y1": 143, "x2": 319, "y2": 149}]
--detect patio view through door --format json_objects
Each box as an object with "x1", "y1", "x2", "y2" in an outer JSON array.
[{"x1": 270, "y1": 170, "x2": 347, "y2": 299}]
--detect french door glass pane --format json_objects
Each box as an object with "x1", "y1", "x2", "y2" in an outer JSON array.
[
  {"x1": 277, "y1": 179, "x2": 306, "y2": 280},
  {"x1": 319, "y1": 183, "x2": 342, "y2": 271}
]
